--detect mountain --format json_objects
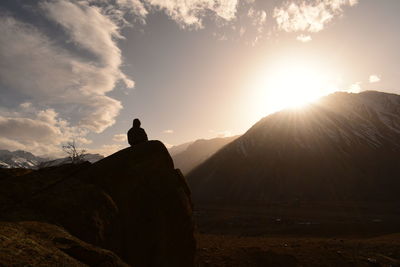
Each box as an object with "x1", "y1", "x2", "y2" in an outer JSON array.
[
  {"x1": 0, "y1": 150, "x2": 47, "y2": 168},
  {"x1": 172, "y1": 136, "x2": 239, "y2": 174},
  {"x1": 169, "y1": 141, "x2": 194, "y2": 156},
  {"x1": 39, "y1": 153, "x2": 104, "y2": 168},
  {"x1": 0, "y1": 150, "x2": 104, "y2": 169},
  {"x1": 188, "y1": 91, "x2": 400, "y2": 204},
  {"x1": 0, "y1": 141, "x2": 195, "y2": 266}
]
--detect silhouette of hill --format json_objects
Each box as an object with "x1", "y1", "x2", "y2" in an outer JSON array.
[
  {"x1": 188, "y1": 91, "x2": 400, "y2": 204},
  {"x1": 172, "y1": 136, "x2": 239, "y2": 174},
  {"x1": 0, "y1": 141, "x2": 195, "y2": 266}
]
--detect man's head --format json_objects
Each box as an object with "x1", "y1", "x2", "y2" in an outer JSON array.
[{"x1": 133, "y1": 118, "x2": 141, "y2": 128}]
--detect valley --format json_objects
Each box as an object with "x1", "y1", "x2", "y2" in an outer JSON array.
[{"x1": 195, "y1": 202, "x2": 400, "y2": 266}]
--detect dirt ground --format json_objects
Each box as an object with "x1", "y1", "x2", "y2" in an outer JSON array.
[{"x1": 195, "y1": 202, "x2": 400, "y2": 266}]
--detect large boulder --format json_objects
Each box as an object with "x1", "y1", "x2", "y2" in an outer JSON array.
[{"x1": 0, "y1": 140, "x2": 196, "y2": 267}]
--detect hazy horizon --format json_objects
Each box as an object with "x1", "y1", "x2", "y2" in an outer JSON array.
[{"x1": 1, "y1": 0, "x2": 400, "y2": 157}]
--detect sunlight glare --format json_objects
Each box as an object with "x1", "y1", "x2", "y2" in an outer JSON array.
[{"x1": 253, "y1": 61, "x2": 339, "y2": 117}]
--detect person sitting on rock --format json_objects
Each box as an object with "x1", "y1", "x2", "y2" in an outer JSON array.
[{"x1": 127, "y1": 118, "x2": 148, "y2": 146}]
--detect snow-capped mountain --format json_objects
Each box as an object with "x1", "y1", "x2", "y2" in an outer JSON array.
[
  {"x1": 0, "y1": 150, "x2": 104, "y2": 169},
  {"x1": 0, "y1": 150, "x2": 48, "y2": 169},
  {"x1": 37, "y1": 154, "x2": 104, "y2": 168},
  {"x1": 188, "y1": 91, "x2": 400, "y2": 204}
]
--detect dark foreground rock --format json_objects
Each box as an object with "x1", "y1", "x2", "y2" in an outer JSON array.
[{"x1": 0, "y1": 141, "x2": 196, "y2": 267}]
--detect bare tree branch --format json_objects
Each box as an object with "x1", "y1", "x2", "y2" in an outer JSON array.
[{"x1": 62, "y1": 139, "x2": 86, "y2": 164}]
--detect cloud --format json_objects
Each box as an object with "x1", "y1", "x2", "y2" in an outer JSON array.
[
  {"x1": 163, "y1": 129, "x2": 174, "y2": 134},
  {"x1": 348, "y1": 82, "x2": 362, "y2": 93},
  {"x1": 0, "y1": 10, "x2": 127, "y2": 133},
  {"x1": 296, "y1": 34, "x2": 312, "y2": 42},
  {"x1": 216, "y1": 130, "x2": 232, "y2": 137},
  {"x1": 369, "y1": 74, "x2": 381, "y2": 83},
  {"x1": 209, "y1": 129, "x2": 232, "y2": 138},
  {"x1": 145, "y1": 0, "x2": 239, "y2": 28},
  {"x1": 0, "y1": 107, "x2": 88, "y2": 156},
  {"x1": 0, "y1": 0, "x2": 285, "y2": 156},
  {"x1": 273, "y1": 0, "x2": 359, "y2": 33},
  {"x1": 0, "y1": 0, "x2": 139, "y2": 155},
  {"x1": 113, "y1": 133, "x2": 127, "y2": 142},
  {"x1": 116, "y1": 0, "x2": 149, "y2": 18},
  {"x1": 248, "y1": 7, "x2": 267, "y2": 27}
]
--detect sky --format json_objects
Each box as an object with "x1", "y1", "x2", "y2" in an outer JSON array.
[{"x1": 0, "y1": 0, "x2": 399, "y2": 157}]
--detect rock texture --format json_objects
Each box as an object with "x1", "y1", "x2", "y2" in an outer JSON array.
[
  {"x1": 188, "y1": 91, "x2": 400, "y2": 204},
  {"x1": 0, "y1": 141, "x2": 195, "y2": 267}
]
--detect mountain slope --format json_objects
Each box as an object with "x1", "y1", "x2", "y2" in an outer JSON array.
[
  {"x1": 39, "y1": 153, "x2": 104, "y2": 167},
  {"x1": 0, "y1": 150, "x2": 103, "y2": 169},
  {"x1": 188, "y1": 91, "x2": 400, "y2": 204},
  {"x1": 169, "y1": 141, "x2": 194, "y2": 156},
  {"x1": 0, "y1": 150, "x2": 47, "y2": 169},
  {"x1": 172, "y1": 136, "x2": 239, "y2": 174}
]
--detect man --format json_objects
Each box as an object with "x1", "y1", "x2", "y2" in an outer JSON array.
[{"x1": 127, "y1": 118, "x2": 148, "y2": 146}]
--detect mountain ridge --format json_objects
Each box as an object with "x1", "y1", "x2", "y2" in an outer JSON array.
[
  {"x1": 172, "y1": 135, "x2": 239, "y2": 174},
  {"x1": 0, "y1": 149, "x2": 103, "y2": 169},
  {"x1": 188, "y1": 91, "x2": 400, "y2": 204}
]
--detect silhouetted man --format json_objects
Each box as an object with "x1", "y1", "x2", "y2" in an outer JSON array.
[{"x1": 128, "y1": 118, "x2": 148, "y2": 146}]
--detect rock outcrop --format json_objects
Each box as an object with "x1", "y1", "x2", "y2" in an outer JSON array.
[{"x1": 0, "y1": 141, "x2": 196, "y2": 267}]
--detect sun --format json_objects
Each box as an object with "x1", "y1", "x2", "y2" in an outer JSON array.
[
  {"x1": 252, "y1": 60, "x2": 339, "y2": 117},
  {"x1": 268, "y1": 66, "x2": 335, "y2": 109}
]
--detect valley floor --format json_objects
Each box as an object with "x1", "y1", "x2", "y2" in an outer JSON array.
[{"x1": 194, "y1": 202, "x2": 400, "y2": 266}]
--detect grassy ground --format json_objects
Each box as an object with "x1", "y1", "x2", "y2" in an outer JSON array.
[{"x1": 195, "y1": 202, "x2": 400, "y2": 266}]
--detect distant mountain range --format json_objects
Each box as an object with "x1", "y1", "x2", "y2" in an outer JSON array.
[
  {"x1": 188, "y1": 91, "x2": 400, "y2": 204},
  {"x1": 169, "y1": 141, "x2": 194, "y2": 157},
  {"x1": 0, "y1": 150, "x2": 103, "y2": 169},
  {"x1": 170, "y1": 136, "x2": 239, "y2": 174},
  {"x1": 0, "y1": 150, "x2": 47, "y2": 169}
]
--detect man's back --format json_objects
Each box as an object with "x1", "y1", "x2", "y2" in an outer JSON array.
[{"x1": 128, "y1": 126, "x2": 148, "y2": 146}]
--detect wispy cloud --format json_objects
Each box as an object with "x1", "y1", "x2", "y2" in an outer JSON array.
[
  {"x1": 348, "y1": 82, "x2": 362, "y2": 93},
  {"x1": 146, "y1": 0, "x2": 239, "y2": 28},
  {"x1": 0, "y1": 9, "x2": 126, "y2": 134},
  {"x1": 0, "y1": 1, "x2": 136, "y2": 155},
  {"x1": 369, "y1": 74, "x2": 381, "y2": 83},
  {"x1": 209, "y1": 129, "x2": 232, "y2": 138},
  {"x1": 296, "y1": 34, "x2": 312, "y2": 42},
  {"x1": 113, "y1": 134, "x2": 127, "y2": 142},
  {"x1": 163, "y1": 129, "x2": 174, "y2": 134},
  {"x1": 273, "y1": 0, "x2": 359, "y2": 34},
  {"x1": 1, "y1": 0, "x2": 358, "y2": 156}
]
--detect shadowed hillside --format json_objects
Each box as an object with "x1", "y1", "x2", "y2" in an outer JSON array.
[
  {"x1": 172, "y1": 136, "x2": 239, "y2": 174},
  {"x1": 188, "y1": 91, "x2": 400, "y2": 204}
]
